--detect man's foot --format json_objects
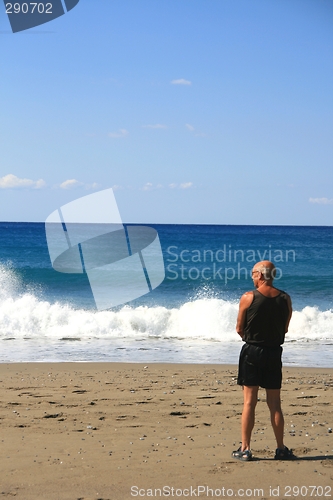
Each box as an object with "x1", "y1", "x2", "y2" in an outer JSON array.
[
  {"x1": 274, "y1": 446, "x2": 295, "y2": 460},
  {"x1": 232, "y1": 447, "x2": 252, "y2": 461}
]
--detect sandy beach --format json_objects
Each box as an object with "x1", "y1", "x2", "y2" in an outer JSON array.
[{"x1": 0, "y1": 363, "x2": 332, "y2": 499}]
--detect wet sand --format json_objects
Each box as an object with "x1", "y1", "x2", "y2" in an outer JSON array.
[{"x1": 0, "y1": 363, "x2": 332, "y2": 499}]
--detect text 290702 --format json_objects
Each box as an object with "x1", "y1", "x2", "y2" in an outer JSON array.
[{"x1": 5, "y1": 3, "x2": 53, "y2": 14}]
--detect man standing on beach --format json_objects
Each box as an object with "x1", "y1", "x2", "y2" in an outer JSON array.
[{"x1": 232, "y1": 260, "x2": 294, "y2": 461}]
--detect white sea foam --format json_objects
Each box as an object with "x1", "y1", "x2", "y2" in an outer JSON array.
[
  {"x1": 0, "y1": 266, "x2": 332, "y2": 343},
  {"x1": 289, "y1": 307, "x2": 333, "y2": 342},
  {"x1": 0, "y1": 261, "x2": 22, "y2": 299}
]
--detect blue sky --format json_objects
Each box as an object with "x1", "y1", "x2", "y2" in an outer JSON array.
[{"x1": 1, "y1": 0, "x2": 332, "y2": 224}]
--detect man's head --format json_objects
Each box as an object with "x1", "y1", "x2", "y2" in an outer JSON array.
[{"x1": 251, "y1": 260, "x2": 276, "y2": 287}]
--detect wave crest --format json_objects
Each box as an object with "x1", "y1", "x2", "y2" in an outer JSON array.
[{"x1": 0, "y1": 264, "x2": 332, "y2": 343}]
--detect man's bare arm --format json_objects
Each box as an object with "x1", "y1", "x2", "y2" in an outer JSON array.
[
  {"x1": 236, "y1": 292, "x2": 254, "y2": 339},
  {"x1": 285, "y1": 294, "x2": 292, "y2": 333}
]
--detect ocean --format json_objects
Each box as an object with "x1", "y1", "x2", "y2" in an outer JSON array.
[{"x1": 0, "y1": 222, "x2": 332, "y2": 367}]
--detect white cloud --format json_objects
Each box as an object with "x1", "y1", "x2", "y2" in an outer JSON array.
[
  {"x1": 186, "y1": 123, "x2": 206, "y2": 137},
  {"x1": 34, "y1": 179, "x2": 46, "y2": 189},
  {"x1": 0, "y1": 174, "x2": 46, "y2": 189},
  {"x1": 85, "y1": 182, "x2": 101, "y2": 190},
  {"x1": 168, "y1": 182, "x2": 193, "y2": 189},
  {"x1": 309, "y1": 197, "x2": 333, "y2": 205},
  {"x1": 59, "y1": 179, "x2": 82, "y2": 189},
  {"x1": 180, "y1": 182, "x2": 193, "y2": 189},
  {"x1": 186, "y1": 123, "x2": 195, "y2": 132},
  {"x1": 171, "y1": 79, "x2": 192, "y2": 85},
  {"x1": 108, "y1": 129, "x2": 129, "y2": 138},
  {"x1": 142, "y1": 124, "x2": 167, "y2": 129},
  {"x1": 142, "y1": 183, "x2": 163, "y2": 191}
]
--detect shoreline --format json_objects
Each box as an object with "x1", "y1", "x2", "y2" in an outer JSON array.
[
  {"x1": 1, "y1": 361, "x2": 333, "y2": 369},
  {"x1": 1, "y1": 362, "x2": 332, "y2": 499},
  {"x1": 1, "y1": 358, "x2": 333, "y2": 369},
  {"x1": 1, "y1": 339, "x2": 332, "y2": 368}
]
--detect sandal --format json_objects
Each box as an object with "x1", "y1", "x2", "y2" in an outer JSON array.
[
  {"x1": 274, "y1": 446, "x2": 295, "y2": 460},
  {"x1": 232, "y1": 446, "x2": 252, "y2": 461}
]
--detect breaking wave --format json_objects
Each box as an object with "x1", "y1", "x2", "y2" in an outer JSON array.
[{"x1": 0, "y1": 266, "x2": 332, "y2": 343}]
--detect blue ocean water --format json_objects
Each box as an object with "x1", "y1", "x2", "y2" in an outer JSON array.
[{"x1": 0, "y1": 222, "x2": 332, "y2": 366}]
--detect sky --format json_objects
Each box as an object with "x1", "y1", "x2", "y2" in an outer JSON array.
[{"x1": 0, "y1": 0, "x2": 332, "y2": 225}]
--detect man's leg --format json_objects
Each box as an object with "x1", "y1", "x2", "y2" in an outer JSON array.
[
  {"x1": 266, "y1": 389, "x2": 284, "y2": 449},
  {"x1": 241, "y1": 385, "x2": 259, "y2": 451}
]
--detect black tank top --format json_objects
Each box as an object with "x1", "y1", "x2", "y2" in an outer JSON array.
[{"x1": 243, "y1": 289, "x2": 289, "y2": 347}]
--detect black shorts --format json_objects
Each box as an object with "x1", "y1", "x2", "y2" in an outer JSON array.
[{"x1": 237, "y1": 343, "x2": 283, "y2": 389}]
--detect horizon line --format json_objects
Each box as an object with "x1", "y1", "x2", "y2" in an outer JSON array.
[{"x1": 0, "y1": 221, "x2": 332, "y2": 228}]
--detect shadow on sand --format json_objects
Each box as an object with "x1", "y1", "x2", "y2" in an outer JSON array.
[{"x1": 253, "y1": 454, "x2": 333, "y2": 462}]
